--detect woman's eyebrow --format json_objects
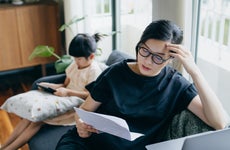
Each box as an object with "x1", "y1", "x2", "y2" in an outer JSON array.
[{"x1": 143, "y1": 43, "x2": 166, "y2": 55}]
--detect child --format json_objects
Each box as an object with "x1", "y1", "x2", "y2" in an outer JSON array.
[{"x1": 0, "y1": 33, "x2": 103, "y2": 150}]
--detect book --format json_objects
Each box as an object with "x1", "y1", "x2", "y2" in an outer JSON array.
[{"x1": 74, "y1": 107, "x2": 144, "y2": 141}]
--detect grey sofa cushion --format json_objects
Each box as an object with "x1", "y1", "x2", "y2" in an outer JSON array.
[
  {"x1": 31, "y1": 74, "x2": 66, "y2": 90},
  {"x1": 106, "y1": 50, "x2": 134, "y2": 66},
  {"x1": 29, "y1": 124, "x2": 74, "y2": 150}
]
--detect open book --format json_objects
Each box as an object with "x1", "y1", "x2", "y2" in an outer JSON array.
[{"x1": 74, "y1": 107, "x2": 144, "y2": 141}]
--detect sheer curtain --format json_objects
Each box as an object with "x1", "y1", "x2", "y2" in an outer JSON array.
[
  {"x1": 63, "y1": 0, "x2": 84, "y2": 53},
  {"x1": 63, "y1": 0, "x2": 112, "y2": 61},
  {"x1": 63, "y1": 0, "x2": 153, "y2": 60}
]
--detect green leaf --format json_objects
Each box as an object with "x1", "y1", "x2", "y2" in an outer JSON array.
[
  {"x1": 96, "y1": 47, "x2": 103, "y2": 56},
  {"x1": 54, "y1": 55, "x2": 73, "y2": 73},
  {"x1": 59, "y1": 16, "x2": 86, "y2": 32},
  {"x1": 29, "y1": 45, "x2": 55, "y2": 60},
  {"x1": 100, "y1": 31, "x2": 121, "y2": 37}
]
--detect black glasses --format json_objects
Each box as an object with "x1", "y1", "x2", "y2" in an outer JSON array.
[{"x1": 138, "y1": 46, "x2": 172, "y2": 65}]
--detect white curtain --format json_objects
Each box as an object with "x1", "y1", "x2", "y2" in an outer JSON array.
[{"x1": 63, "y1": 0, "x2": 84, "y2": 53}]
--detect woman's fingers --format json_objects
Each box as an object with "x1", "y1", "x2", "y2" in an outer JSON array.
[
  {"x1": 77, "y1": 128, "x2": 92, "y2": 137},
  {"x1": 76, "y1": 119, "x2": 99, "y2": 138},
  {"x1": 167, "y1": 44, "x2": 187, "y2": 57},
  {"x1": 166, "y1": 43, "x2": 198, "y2": 74},
  {"x1": 167, "y1": 44, "x2": 194, "y2": 62}
]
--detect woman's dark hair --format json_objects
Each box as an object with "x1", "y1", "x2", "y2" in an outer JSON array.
[
  {"x1": 135, "y1": 20, "x2": 183, "y2": 55},
  {"x1": 69, "y1": 33, "x2": 102, "y2": 58}
]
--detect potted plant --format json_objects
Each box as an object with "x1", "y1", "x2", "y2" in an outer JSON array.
[
  {"x1": 29, "y1": 45, "x2": 73, "y2": 74},
  {"x1": 29, "y1": 16, "x2": 117, "y2": 74},
  {"x1": 29, "y1": 16, "x2": 86, "y2": 74}
]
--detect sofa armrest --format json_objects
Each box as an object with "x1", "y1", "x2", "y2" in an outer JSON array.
[{"x1": 31, "y1": 74, "x2": 66, "y2": 90}]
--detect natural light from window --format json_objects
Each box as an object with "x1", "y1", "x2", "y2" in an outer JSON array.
[
  {"x1": 120, "y1": 0, "x2": 152, "y2": 56},
  {"x1": 197, "y1": 0, "x2": 230, "y2": 114}
]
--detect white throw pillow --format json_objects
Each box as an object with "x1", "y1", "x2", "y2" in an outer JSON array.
[{"x1": 1, "y1": 90, "x2": 84, "y2": 122}]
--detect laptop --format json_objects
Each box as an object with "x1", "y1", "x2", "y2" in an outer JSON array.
[
  {"x1": 146, "y1": 128, "x2": 230, "y2": 150},
  {"x1": 183, "y1": 128, "x2": 230, "y2": 150}
]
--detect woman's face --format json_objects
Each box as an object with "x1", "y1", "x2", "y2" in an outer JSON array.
[{"x1": 137, "y1": 39, "x2": 172, "y2": 77}]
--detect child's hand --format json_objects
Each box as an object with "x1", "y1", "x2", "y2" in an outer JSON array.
[{"x1": 54, "y1": 87, "x2": 69, "y2": 96}]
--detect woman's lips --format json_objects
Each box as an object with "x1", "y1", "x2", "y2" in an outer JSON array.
[{"x1": 142, "y1": 64, "x2": 151, "y2": 71}]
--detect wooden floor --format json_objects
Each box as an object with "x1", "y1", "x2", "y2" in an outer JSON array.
[{"x1": 0, "y1": 66, "x2": 54, "y2": 150}]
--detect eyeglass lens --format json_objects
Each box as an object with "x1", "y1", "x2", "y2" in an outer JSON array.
[{"x1": 139, "y1": 46, "x2": 166, "y2": 65}]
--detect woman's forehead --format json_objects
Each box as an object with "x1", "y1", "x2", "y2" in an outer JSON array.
[{"x1": 144, "y1": 39, "x2": 169, "y2": 53}]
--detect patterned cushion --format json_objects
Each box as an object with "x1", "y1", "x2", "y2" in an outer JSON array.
[{"x1": 1, "y1": 90, "x2": 83, "y2": 122}]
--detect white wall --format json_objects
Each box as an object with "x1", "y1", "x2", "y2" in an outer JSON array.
[
  {"x1": 152, "y1": 0, "x2": 188, "y2": 73},
  {"x1": 198, "y1": 58, "x2": 230, "y2": 115},
  {"x1": 152, "y1": 0, "x2": 185, "y2": 29}
]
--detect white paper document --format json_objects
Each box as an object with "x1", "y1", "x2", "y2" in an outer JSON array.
[{"x1": 74, "y1": 107, "x2": 144, "y2": 141}]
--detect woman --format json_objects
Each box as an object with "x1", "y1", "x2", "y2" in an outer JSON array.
[{"x1": 55, "y1": 20, "x2": 229, "y2": 150}]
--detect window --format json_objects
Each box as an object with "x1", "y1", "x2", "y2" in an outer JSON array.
[
  {"x1": 95, "y1": 0, "x2": 111, "y2": 14},
  {"x1": 119, "y1": 0, "x2": 152, "y2": 56},
  {"x1": 196, "y1": 0, "x2": 230, "y2": 114},
  {"x1": 198, "y1": 0, "x2": 230, "y2": 68},
  {"x1": 63, "y1": 0, "x2": 152, "y2": 60},
  {"x1": 63, "y1": 0, "x2": 113, "y2": 61}
]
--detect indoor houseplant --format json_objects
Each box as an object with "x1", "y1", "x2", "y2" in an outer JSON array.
[
  {"x1": 29, "y1": 16, "x2": 115, "y2": 74},
  {"x1": 29, "y1": 16, "x2": 85, "y2": 73}
]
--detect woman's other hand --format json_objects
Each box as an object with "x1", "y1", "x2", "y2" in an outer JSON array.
[{"x1": 76, "y1": 118, "x2": 98, "y2": 138}]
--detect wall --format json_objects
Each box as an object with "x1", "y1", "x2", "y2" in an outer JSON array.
[
  {"x1": 152, "y1": 0, "x2": 185, "y2": 29},
  {"x1": 198, "y1": 58, "x2": 230, "y2": 115},
  {"x1": 152, "y1": 0, "x2": 186, "y2": 73}
]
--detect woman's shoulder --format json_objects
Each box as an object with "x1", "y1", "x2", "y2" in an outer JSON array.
[
  {"x1": 164, "y1": 66, "x2": 192, "y2": 86},
  {"x1": 96, "y1": 59, "x2": 131, "y2": 78},
  {"x1": 108, "y1": 59, "x2": 135, "y2": 68},
  {"x1": 164, "y1": 66, "x2": 182, "y2": 77}
]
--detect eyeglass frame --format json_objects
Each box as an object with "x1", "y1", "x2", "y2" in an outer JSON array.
[{"x1": 137, "y1": 44, "x2": 173, "y2": 65}]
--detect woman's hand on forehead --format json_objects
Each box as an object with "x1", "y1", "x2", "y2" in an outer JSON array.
[{"x1": 166, "y1": 43, "x2": 198, "y2": 74}]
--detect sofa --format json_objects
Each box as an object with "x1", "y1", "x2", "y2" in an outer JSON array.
[
  {"x1": 28, "y1": 50, "x2": 135, "y2": 149},
  {"x1": 28, "y1": 50, "x2": 213, "y2": 150}
]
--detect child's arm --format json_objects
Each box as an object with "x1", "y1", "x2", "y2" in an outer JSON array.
[
  {"x1": 37, "y1": 82, "x2": 64, "y2": 89},
  {"x1": 38, "y1": 76, "x2": 70, "y2": 89},
  {"x1": 54, "y1": 88, "x2": 89, "y2": 99},
  {"x1": 63, "y1": 77, "x2": 70, "y2": 87}
]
